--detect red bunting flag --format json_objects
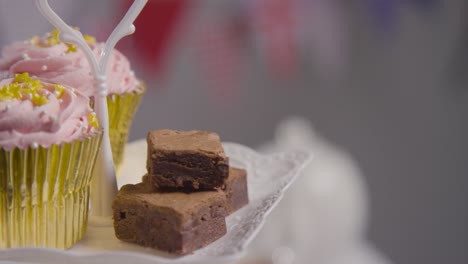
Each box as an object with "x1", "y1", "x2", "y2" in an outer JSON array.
[
  {"x1": 190, "y1": 4, "x2": 246, "y2": 104},
  {"x1": 119, "y1": 0, "x2": 188, "y2": 78},
  {"x1": 249, "y1": 0, "x2": 298, "y2": 77}
]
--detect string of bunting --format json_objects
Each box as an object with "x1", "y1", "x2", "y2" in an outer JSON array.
[{"x1": 116, "y1": 0, "x2": 440, "y2": 102}]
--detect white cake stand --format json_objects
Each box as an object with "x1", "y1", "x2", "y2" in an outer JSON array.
[{"x1": 0, "y1": 140, "x2": 312, "y2": 264}]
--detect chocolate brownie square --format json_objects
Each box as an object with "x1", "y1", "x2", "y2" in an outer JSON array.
[
  {"x1": 112, "y1": 182, "x2": 228, "y2": 255},
  {"x1": 224, "y1": 167, "x2": 249, "y2": 214},
  {"x1": 146, "y1": 130, "x2": 229, "y2": 190},
  {"x1": 142, "y1": 166, "x2": 249, "y2": 215}
]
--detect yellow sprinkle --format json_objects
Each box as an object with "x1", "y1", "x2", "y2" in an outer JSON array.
[
  {"x1": 66, "y1": 43, "x2": 77, "y2": 53},
  {"x1": 14, "y1": 72, "x2": 33, "y2": 83},
  {"x1": 54, "y1": 84, "x2": 65, "y2": 98},
  {"x1": 88, "y1": 113, "x2": 99, "y2": 128},
  {"x1": 84, "y1": 34, "x2": 96, "y2": 44},
  {"x1": 8, "y1": 83, "x2": 22, "y2": 98},
  {"x1": 30, "y1": 80, "x2": 42, "y2": 90},
  {"x1": 32, "y1": 93, "x2": 48, "y2": 106},
  {"x1": 21, "y1": 87, "x2": 34, "y2": 96},
  {"x1": 33, "y1": 29, "x2": 96, "y2": 52},
  {"x1": 0, "y1": 83, "x2": 23, "y2": 101},
  {"x1": 46, "y1": 29, "x2": 61, "y2": 46},
  {"x1": 0, "y1": 85, "x2": 10, "y2": 100},
  {"x1": 0, "y1": 74, "x2": 52, "y2": 106}
]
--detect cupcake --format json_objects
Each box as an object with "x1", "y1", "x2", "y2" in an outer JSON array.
[
  {"x1": 0, "y1": 73, "x2": 102, "y2": 248},
  {"x1": 0, "y1": 29, "x2": 144, "y2": 175}
]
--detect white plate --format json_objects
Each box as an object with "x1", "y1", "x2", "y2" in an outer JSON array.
[{"x1": 0, "y1": 140, "x2": 312, "y2": 264}]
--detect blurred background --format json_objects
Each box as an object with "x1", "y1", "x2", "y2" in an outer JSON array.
[{"x1": 0, "y1": 0, "x2": 467, "y2": 263}]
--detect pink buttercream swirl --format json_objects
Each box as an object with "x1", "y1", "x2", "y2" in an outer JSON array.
[
  {"x1": 0, "y1": 78, "x2": 99, "y2": 151},
  {"x1": 0, "y1": 37, "x2": 140, "y2": 97}
]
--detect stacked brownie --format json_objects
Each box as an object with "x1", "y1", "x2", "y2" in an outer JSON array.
[{"x1": 112, "y1": 130, "x2": 249, "y2": 254}]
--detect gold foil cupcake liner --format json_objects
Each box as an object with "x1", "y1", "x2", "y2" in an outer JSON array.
[
  {"x1": 0, "y1": 134, "x2": 102, "y2": 249},
  {"x1": 107, "y1": 88, "x2": 144, "y2": 177}
]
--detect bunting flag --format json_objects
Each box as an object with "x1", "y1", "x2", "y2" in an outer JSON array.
[
  {"x1": 191, "y1": 11, "x2": 245, "y2": 103},
  {"x1": 248, "y1": 0, "x2": 298, "y2": 77},
  {"x1": 118, "y1": 0, "x2": 188, "y2": 78},
  {"x1": 111, "y1": 0, "x2": 442, "y2": 95},
  {"x1": 297, "y1": 0, "x2": 347, "y2": 77},
  {"x1": 248, "y1": 0, "x2": 347, "y2": 78},
  {"x1": 189, "y1": 0, "x2": 348, "y2": 99},
  {"x1": 115, "y1": 0, "x2": 349, "y2": 96}
]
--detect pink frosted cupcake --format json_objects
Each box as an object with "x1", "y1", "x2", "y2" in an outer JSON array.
[
  {"x1": 0, "y1": 73, "x2": 102, "y2": 248},
  {"x1": 0, "y1": 30, "x2": 144, "y2": 174}
]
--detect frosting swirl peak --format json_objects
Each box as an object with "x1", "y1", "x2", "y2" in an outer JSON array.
[
  {"x1": 0, "y1": 73, "x2": 99, "y2": 151},
  {"x1": 0, "y1": 30, "x2": 140, "y2": 97}
]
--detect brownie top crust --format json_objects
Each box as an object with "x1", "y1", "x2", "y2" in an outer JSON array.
[
  {"x1": 147, "y1": 129, "x2": 226, "y2": 158},
  {"x1": 117, "y1": 182, "x2": 227, "y2": 227}
]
